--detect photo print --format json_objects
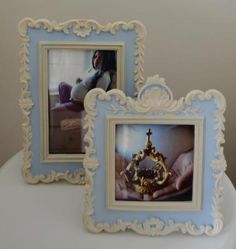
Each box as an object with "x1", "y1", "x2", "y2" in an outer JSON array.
[{"x1": 115, "y1": 124, "x2": 195, "y2": 202}]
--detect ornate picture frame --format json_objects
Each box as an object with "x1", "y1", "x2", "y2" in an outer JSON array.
[
  {"x1": 83, "y1": 75, "x2": 226, "y2": 235},
  {"x1": 18, "y1": 18, "x2": 146, "y2": 184}
]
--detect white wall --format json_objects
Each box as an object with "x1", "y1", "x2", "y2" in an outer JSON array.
[{"x1": 0, "y1": 0, "x2": 235, "y2": 186}]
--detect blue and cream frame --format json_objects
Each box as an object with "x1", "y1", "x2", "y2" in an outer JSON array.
[
  {"x1": 18, "y1": 18, "x2": 146, "y2": 184},
  {"x1": 83, "y1": 75, "x2": 227, "y2": 235}
]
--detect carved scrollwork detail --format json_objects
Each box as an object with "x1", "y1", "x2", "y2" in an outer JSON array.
[
  {"x1": 18, "y1": 18, "x2": 146, "y2": 184},
  {"x1": 83, "y1": 81, "x2": 226, "y2": 236},
  {"x1": 18, "y1": 18, "x2": 146, "y2": 91}
]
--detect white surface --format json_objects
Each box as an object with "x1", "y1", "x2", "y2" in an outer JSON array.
[{"x1": 0, "y1": 151, "x2": 235, "y2": 249}]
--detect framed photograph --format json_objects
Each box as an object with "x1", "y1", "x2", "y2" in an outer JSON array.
[
  {"x1": 40, "y1": 43, "x2": 124, "y2": 162},
  {"x1": 107, "y1": 117, "x2": 203, "y2": 211},
  {"x1": 18, "y1": 18, "x2": 146, "y2": 184},
  {"x1": 83, "y1": 75, "x2": 227, "y2": 235}
]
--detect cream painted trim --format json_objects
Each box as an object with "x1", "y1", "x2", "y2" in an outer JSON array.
[
  {"x1": 18, "y1": 18, "x2": 146, "y2": 184},
  {"x1": 106, "y1": 116, "x2": 203, "y2": 211},
  {"x1": 83, "y1": 77, "x2": 227, "y2": 235},
  {"x1": 40, "y1": 42, "x2": 125, "y2": 163}
]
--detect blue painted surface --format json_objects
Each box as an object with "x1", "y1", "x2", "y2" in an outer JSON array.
[{"x1": 28, "y1": 27, "x2": 137, "y2": 175}]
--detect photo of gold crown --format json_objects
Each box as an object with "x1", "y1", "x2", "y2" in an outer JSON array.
[{"x1": 120, "y1": 129, "x2": 172, "y2": 195}]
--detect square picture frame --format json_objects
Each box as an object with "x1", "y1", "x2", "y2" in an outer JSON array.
[
  {"x1": 83, "y1": 75, "x2": 227, "y2": 235},
  {"x1": 18, "y1": 18, "x2": 146, "y2": 184},
  {"x1": 107, "y1": 117, "x2": 204, "y2": 211}
]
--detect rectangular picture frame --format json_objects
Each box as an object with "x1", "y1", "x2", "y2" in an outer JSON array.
[
  {"x1": 18, "y1": 18, "x2": 146, "y2": 184},
  {"x1": 83, "y1": 75, "x2": 227, "y2": 236}
]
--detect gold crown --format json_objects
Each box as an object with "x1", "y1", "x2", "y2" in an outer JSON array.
[{"x1": 120, "y1": 129, "x2": 172, "y2": 195}]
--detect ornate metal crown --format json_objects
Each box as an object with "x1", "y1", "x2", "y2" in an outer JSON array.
[{"x1": 120, "y1": 129, "x2": 172, "y2": 195}]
